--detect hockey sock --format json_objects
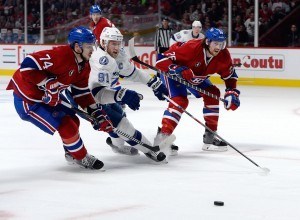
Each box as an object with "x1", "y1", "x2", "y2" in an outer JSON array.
[
  {"x1": 161, "y1": 96, "x2": 188, "y2": 134},
  {"x1": 58, "y1": 115, "x2": 87, "y2": 160}
]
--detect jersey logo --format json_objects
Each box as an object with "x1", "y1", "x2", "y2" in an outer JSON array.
[
  {"x1": 175, "y1": 33, "x2": 181, "y2": 39},
  {"x1": 69, "y1": 69, "x2": 74, "y2": 76},
  {"x1": 118, "y1": 62, "x2": 123, "y2": 70},
  {"x1": 195, "y1": 62, "x2": 201, "y2": 67},
  {"x1": 99, "y1": 56, "x2": 109, "y2": 65}
]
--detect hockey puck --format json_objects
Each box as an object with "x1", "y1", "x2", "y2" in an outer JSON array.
[
  {"x1": 157, "y1": 152, "x2": 166, "y2": 161},
  {"x1": 214, "y1": 201, "x2": 224, "y2": 206}
]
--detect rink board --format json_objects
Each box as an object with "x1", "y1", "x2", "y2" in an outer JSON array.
[{"x1": 0, "y1": 44, "x2": 299, "y2": 87}]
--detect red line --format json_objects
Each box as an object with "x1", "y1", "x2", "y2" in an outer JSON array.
[{"x1": 65, "y1": 205, "x2": 144, "y2": 219}]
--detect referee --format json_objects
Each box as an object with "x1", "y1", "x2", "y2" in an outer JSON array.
[{"x1": 154, "y1": 17, "x2": 173, "y2": 54}]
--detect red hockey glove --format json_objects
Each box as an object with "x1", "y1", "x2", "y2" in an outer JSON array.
[
  {"x1": 224, "y1": 89, "x2": 240, "y2": 111},
  {"x1": 168, "y1": 64, "x2": 194, "y2": 80},
  {"x1": 41, "y1": 78, "x2": 60, "y2": 106},
  {"x1": 87, "y1": 104, "x2": 113, "y2": 132}
]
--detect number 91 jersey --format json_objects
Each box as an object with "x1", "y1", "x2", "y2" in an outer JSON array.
[{"x1": 89, "y1": 48, "x2": 120, "y2": 89}]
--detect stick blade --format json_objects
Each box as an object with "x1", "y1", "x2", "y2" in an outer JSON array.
[{"x1": 128, "y1": 37, "x2": 137, "y2": 58}]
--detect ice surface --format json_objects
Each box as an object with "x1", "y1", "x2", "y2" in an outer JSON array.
[{"x1": 1, "y1": 76, "x2": 300, "y2": 220}]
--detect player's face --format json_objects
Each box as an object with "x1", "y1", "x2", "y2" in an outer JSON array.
[
  {"x1": 107, "y1": 40, "x2": 121, "y2": 58},
  {"x1": 91, "y1": 13, "x2": 101, "y2": 24},
  {"x1": 81, "y1": 43, "x2": 94, "y2": 60},
  {"x1": 207, "y1": 40, "x2": 225, "y2": 56},
  {"x1": 192, "y1": 26, "x2": 201, "y2": 35}
]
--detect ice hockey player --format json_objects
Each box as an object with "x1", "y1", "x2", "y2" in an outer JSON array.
[
  {"x1": 169, "y1": 20, "x2": 205, "y2": 46},
  {"x1": 88, "y1": 27, "x2": 172, "y2": 162},
  {"x1": 89, "y1": 5, "x2": 178, "y2": 155},
  {"x1": 154, "y1": 27, "x2": 240, "y2": 152},
  {"x1": 6, "y1": 26, "x2": 113, "y2": 170}
]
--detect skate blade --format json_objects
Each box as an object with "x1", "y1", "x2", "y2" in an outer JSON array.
[{"x1": 202, "y1": 144, "x2": 228, "y2": 152}]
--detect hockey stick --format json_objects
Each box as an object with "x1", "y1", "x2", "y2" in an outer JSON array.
[
  {"x1": 59, "y1": 100, "x2": 166, "y2": 162},
  {"x1": 162, "y1": 95, "x2": 270, "y2": 173},
  {"x1": 128, "y1": 37, "x2": 227, "y2": 104}
]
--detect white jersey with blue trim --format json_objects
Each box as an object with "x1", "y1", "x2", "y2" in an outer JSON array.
[
  {"x1": 115, "y1": 47, "x2": 152, "y2": 84},
  {"x1": 169, "y1": 29, "x2": 205, "y2": 46},
  {"x1": 89, "y1": 46, "x2": 152, "y2": 105},
  {"x1": 89, "y1": 47, "x2": 121, "y2": 104},
  {"x1": 115, "y1": 47, "x2": 135, "y2": 77}
]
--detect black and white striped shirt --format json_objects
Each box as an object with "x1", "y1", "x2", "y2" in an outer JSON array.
[{"x1": 154, "y1": 26, "x2": 173, "y2": 53}]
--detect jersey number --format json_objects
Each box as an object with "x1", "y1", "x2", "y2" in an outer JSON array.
[
  {"x1": 40, "y1": 54, "x2": 53, "y2": 69},
  {"x1": 98, "y1": 72, "x2": 109, "y2": 83}
]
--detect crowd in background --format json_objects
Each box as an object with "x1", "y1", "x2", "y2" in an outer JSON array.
[{"x1": 0, "y1": 0, "x2": 299, "y2": 46}]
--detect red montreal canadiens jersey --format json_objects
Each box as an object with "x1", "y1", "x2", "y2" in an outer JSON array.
[
  {"x1": 90, "y1": 17, "x2": 114, "y2": 42},
  {"x1": 6, "y1": 45, "x2": 95, "y2": 108},
  {"x1": 156, "y1": 39, "x2": 236, "y2": 88}
]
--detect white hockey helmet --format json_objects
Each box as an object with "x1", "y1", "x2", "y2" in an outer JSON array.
[
  {"x1": 100, "y1": 27, "x2": 123, "y2": 49},
  {"x1": 192, "y1": 20, "x2": 202, "y2": 31}
]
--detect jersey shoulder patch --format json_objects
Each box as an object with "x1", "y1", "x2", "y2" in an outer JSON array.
[
  {"x1": 175, "y1": 33, "x2": 182, "y2": 39},
  {"x1": 99, "y1": 56, "x2": 109, "y2": 65},
  {"x1": 183, "y1": 30, "x2": 189, "y2": 34}
]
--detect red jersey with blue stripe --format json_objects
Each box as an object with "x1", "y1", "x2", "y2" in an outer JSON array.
[
  {"x1": 156, "y1": 39, "x2": 237, "y2": 89},
  {"x1": 90, "y1": 17, "x2": 114, "y2": 42},
  {"x1": 6, "y1": 45, "x2": 95, "y2": 108}
]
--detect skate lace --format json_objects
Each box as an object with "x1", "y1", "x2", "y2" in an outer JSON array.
[{"x1": 80, "y1": 154, "x2": 96, "y2": 168}]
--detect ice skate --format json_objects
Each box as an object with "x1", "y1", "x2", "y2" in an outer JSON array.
[
  {"x1": 106, "y1": 137, "x2": 139, "y2": 156},
  {"x1": 65, "y1": 152, "x2": 104, "y2": 170},
  {"x1": 202, "y1": 129, "x2": 228, "y2": 152},
  {"x1": 155, "y1": 127, "x2": 178, "y2": 156}
]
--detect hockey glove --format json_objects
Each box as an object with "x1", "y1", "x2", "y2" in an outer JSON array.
[
  {"x1": 168, "y1": 64, "x2": 194, "y2": 80},
  {"x1": 147, "y1": 76, "x2": 169, "y2": 100},
  {"x1": 41, "y1": 78, "x2": 60, "y2": 106},
  {"x1": 87, "y1": 104, "x2": 113, "y2": 132},
  {"x1": 224, "y1": 88, "x2": 240, "y2": 111},
  {"x1": 114, "y1": 88, "x2": 141, "y2": 111}
]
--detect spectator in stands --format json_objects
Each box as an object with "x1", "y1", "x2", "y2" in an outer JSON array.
[
  {"x1": 270, "y1": 5, "x2": 286, "y2": 26},
  {"x1": 5, "y1": 29, "x2": 13, "y2": 43},
  {"x1": 286, "y1": 24, "x2": 299, "y2": 47},
  {"x1": 244, "y1": 12, "x2": 256, "y2": 43},
  {"x1": 260, "y1": 3, "x2": 273, "y2": 33},
  {"x1": 13, "y1": 29, "x2": 24, "y2": 44},
  {"x1": 207, "y1": 2, "x2": 222, "y2": 26},
  {"x1": 0, "y1": 31, "x2": 6, "y2": 43},
  {"x1": 272, "y1": 0, "x2": 290, "y2": 13},
  {"x1": 236, "y1": 25, "x2": 249, "y2": 46}
]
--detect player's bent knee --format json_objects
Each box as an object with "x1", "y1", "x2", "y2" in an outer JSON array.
[
  {"x1": 58, "y1": 115, "x2": 79, "y2": 139},
  {"x1": 171, "y1": 96, "x2": 189, "y2": 109}
]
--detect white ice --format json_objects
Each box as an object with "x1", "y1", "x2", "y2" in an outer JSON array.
[{"x1": 1, "y1": 76, "x2": 300, "y2": 220}]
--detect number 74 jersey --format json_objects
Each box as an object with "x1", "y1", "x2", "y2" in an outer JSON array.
[{"x1": 6, "y1": 45, "x2": 94, "y2": 107}]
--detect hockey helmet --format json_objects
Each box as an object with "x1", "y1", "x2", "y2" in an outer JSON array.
[
  {"x1": 90, "y1": 5, "x2": 101, "y2": 14},
  {"x1": 100, "y1": 27, "x2": 123, "y2": 48},
  {"x1": 68, "y1": 26, "x2": 96, "y2": 49},
  {"x1": 205, "y1": 27, "x2": 226, "y2": 49},
  {"x1": 205, "y1": 27, "x2": 226, "y2": 42},
  {"x1": 192, "y1": 21, "x2": 202, "y2": 28}
]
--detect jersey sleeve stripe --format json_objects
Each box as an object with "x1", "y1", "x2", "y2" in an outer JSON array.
[{"x1": 20, "y1": 55, "x2": 42, "y2": 71}]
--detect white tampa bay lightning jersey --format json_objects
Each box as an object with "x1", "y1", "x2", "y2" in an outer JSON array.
[
  {"x1": 89, "y1": 47, "x2": 121, "y2": 104},
  {"x1": 89, "y1": 47, "x2": 152, "y2": 104},
  {"x1": 169, "y1": 29, "x2": 205, "y2": 46},
  {"x1": 115, "y1": 47, "x2": 135, "y2": 77}
]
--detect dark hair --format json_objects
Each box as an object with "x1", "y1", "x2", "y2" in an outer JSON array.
[{"x1": 162, "y1": 17, "x2": 169, "y2": 22}]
